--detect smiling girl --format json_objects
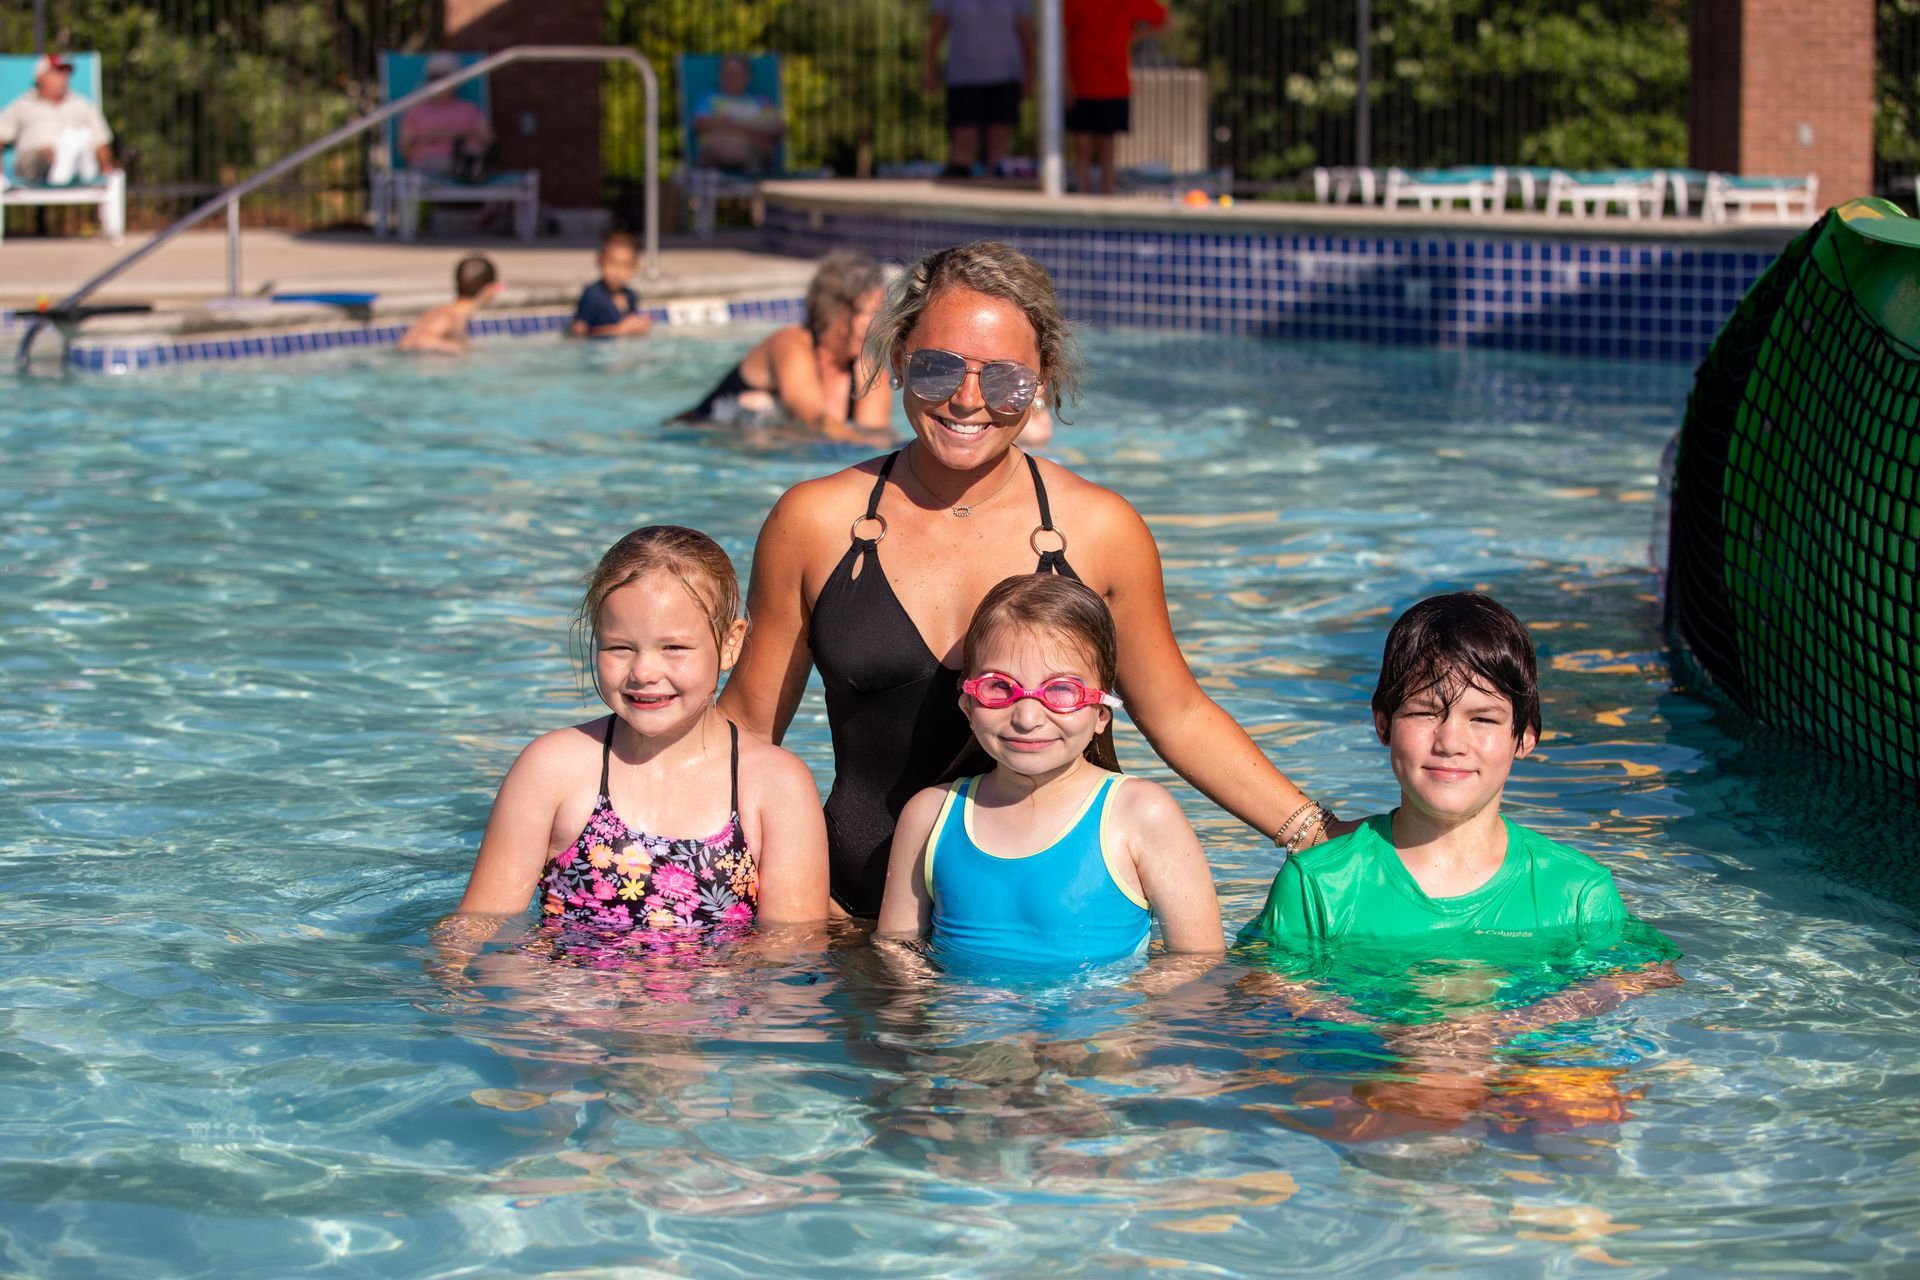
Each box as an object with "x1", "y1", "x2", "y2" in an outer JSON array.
[
  {"x1": 876, "y1": 574, "x2": 1223, "y2": 967},
  {"x1": 458, "y1": 526, "x2": 828, "y2": 933}
]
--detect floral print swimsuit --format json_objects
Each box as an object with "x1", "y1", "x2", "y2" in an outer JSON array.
[{"x1": 538, "y1": 718, "x2": 757, "y2": 932}]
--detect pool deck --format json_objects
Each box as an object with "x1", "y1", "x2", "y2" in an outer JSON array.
[{"x1": 0, "y1": 228, "x2": 818, "y2": 338}]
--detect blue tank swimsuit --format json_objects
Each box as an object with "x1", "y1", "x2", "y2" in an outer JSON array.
[
  {"x1": 924, "y1": 772, "x2": 1150, "y2": 968},
  {"x1": 538, "y1": 717, "x2": 757, "y2": 932}
]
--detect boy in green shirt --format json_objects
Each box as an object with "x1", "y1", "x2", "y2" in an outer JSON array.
[{"x1": 1242, "y1": 592, "x2": 1677, "y2": 987}]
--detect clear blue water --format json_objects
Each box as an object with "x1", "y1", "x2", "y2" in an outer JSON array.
[{"x1": 3, "y1": 331, "x2": 1918, "y2": 1277}]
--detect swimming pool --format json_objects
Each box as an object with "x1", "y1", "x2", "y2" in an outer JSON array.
[{"x1": 3, "y1": 330, "x2": 1917, "y2": 1276}]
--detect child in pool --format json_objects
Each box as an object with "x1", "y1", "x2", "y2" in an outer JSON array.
[
  {"x1": 1240, "y1": 591, "x2": 1654, "y2": 954},
  {"x1": 876, "y1": 574, "x2": 1223, "y2": 966},
  {"x1": 458, "y1": 525, "x2": 829, "y2": 930}
]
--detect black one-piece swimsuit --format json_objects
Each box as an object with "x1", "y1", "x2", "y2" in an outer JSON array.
[{"x1": 807, "y1": 450, "x2": 1079, "y2": 916}]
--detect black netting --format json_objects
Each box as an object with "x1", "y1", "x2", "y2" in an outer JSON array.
[{"x1": 1667, "y1": 213, "x2": 1920, "y2": 789}]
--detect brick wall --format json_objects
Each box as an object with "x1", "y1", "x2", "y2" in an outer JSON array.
[
  {"x1": 443, "y1": 0, "x2": 603, "y2": 209},
  {"x1": 1690, "y1": 0, "x2": 1875, "y2": 206}
]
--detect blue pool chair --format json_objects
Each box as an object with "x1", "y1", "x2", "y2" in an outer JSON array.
[
  {"x1": 0, "y1": 52, "x2": 126, "y2": 244},
  {"x1": 1703, "y1": 171, "x2": 1819, "y2": 224},
  {"x1": 1383, "y1": 166, "x2": 1509, "y2": 214},
  {"x1": 374, "y1": 51, "x2": 539, "y2": 241},
  {"x1": 679, "y1": 53, "x2": 820, "y2": 237}
]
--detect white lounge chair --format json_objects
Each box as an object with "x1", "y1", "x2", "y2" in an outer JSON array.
[
  {"x1": 0, "y1": 52, "x2": 125, "y2": 244},
  {"x1": 1312, "y1": 166, "x2": 1380, "y2": 205},
  {"x1": 1382, "y1": 166, "x2": 1508, "y2": 214},
  {"x1": 1545, "y1": 169, "x2": 1667, "y2": 220},
  {"x1": 1703, "y1": 172, "x2": 1819, "y2": 224}
]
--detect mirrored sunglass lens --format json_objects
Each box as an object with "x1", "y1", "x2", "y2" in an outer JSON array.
[
  {"x1": 906, "y1": 350, "x2": 966, "y2": 400},
  {"x1": 980, "y1": 364, "x2": 1038, "y2": 412}
]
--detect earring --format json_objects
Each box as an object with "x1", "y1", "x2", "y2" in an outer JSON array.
[{"x1": 888, "y1": 374, "x2": 902, "y2": 389}]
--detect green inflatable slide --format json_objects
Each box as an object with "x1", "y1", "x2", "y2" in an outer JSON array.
[{"x1": 1666, "y1": 197, "x2": 1920, "y2": 789}]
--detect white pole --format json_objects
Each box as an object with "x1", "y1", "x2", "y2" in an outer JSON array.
[{"x1": 1040, "y1": 0, "x2": 1064, "y2": 197}]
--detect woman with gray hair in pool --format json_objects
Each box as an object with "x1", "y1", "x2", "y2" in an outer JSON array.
[
  {"x1": 674, "y1": 249, "x2": 895, "y2": 436},
  {"x1": 719, "y1": 239, "x2": 1344, "y2": 916}
]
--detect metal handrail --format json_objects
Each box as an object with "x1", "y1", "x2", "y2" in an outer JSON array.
[{"x1": 16, "y1": 44, "x2": 659, "y2": 370}]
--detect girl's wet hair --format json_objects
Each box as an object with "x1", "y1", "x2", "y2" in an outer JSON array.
[
  {"x1": 572, "y1": 526, "x2": 742, "y2": 677},
  {"x1": 862, "y1": 240, "x2": 1082, "y2": 417},
  {"x1": 1371, "y1": 591, "x2": 1541, "y2": 741},
  {"x1": 948, "y1": 573, "x2": 1121, "y2": 774},
  {"x1": 805, "y1": 249, "x2": 882, "y2": 340}
]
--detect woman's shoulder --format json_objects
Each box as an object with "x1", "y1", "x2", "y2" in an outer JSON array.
[
  {"x1": 1028, "y1": 451, "x2": 1150, "y2": 538},
  {"x1": 764, "y1": 452, "x2": 898, "y2": 523}
]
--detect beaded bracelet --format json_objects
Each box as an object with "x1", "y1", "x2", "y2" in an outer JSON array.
[
  {"x1": 1275, "y1": 803, "x2": 1335, "y2": 857},
  {"x1": 1271, "y1": 799, "x2": 1319, "y2": 850}
]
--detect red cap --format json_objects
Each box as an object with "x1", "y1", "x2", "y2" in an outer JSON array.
[{"x1": 34, "y1": 54, "x2": 73, "y2": 77}]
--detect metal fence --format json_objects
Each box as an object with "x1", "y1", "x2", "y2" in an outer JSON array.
[{"x1": 2, "y1": 0, "x2": 1914, "y2": 235}]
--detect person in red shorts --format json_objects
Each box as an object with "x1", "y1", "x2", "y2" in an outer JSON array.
[{"x1": 1063, "y1": 0, "x2": 1169, "y2": 195}]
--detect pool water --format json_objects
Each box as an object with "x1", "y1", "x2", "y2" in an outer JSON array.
[{"x1": 3, "y1": 331, "x2": 1917, "y2": 1277}]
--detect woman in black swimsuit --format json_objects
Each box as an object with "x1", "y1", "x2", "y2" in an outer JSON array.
[
  {"x1": 675, "y1": 249, "x2": 895, "y2": 435},
  {"x1": 719, "y1": 241, "x2": 1338, "y2": 916}
]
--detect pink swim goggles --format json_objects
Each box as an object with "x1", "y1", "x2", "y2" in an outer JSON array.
[{"x1": 961, "y1": 672, "x2": 1123, "y2": 713}]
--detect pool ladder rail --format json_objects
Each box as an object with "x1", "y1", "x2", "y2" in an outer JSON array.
[{"x1": 13, "y1": 45, "x2": 663, "y2": 372}]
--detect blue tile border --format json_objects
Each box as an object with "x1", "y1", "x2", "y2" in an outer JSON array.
[
  {"x1": 761, "y1": 204, "x2": 1775, "y2": 364},
  {"x1": 60, "y1": 295, "x2": 806, "y2": 374}
]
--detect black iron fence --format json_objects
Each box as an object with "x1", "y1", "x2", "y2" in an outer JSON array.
[{"x1": 1, "y1": 0, "x2": 1914, "y2": 233}]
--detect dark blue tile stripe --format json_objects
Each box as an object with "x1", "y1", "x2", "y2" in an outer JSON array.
[
  {"x1": 760, "y1": 206, "x2": 1777, "y2": 364},
  {"x1": 64, "y1": 297, "x2": 807, "y2": 373}
]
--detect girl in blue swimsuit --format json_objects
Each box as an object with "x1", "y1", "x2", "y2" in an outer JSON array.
[
  {"x1": 875, "y1": 574, "x2": 1223, "y2": 968},
  {"x1": 456, "y1": 526, "x2": 829, "y2": 935}
]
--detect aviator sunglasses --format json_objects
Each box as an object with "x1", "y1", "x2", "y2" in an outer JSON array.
[
  {"x1": 962, "y1": 672, "x2": 1124, "y2": 713},
  {"x1": 904, "y1": 348, "x2": 1042, "y2": 415}
]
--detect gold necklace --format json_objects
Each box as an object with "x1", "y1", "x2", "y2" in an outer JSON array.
[{"x1": 906, "y1": 443, "x2": 1022, "y2": 518}]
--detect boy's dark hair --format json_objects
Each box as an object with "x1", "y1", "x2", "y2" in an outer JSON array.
[
  {"x1": 600, "y1": 229, "x2": 638, "y2": 255},
  {"x1": 454, "y1": 254, "x2": 497, "y2": 299},
  {"x1": 1371, "y1": 592, "x2": 1540, "y2": 741}
]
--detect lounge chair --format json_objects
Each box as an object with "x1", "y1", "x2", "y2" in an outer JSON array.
[
  {"x1": 679, "y1": 53, "x2": 798, "y2": 237},
  {"x1": 1382, "y1": 166, "x2": 1508, "y2": 214},
  {"x1": 1702, "y1": 172, "x2": 1819, "y2": 224},
  {"x1": 1312, "y1": 166, "x2": 1381, "y2": 205},
  {"x1": 0, "y1": 52, "x2": 125, "y2": 244},
  {"x1": 1545, "y1": 169, "x2": 1667, "y2": 219},
  {"x1": 373, "y1": 51, "x2": 539, "y2": 241}
]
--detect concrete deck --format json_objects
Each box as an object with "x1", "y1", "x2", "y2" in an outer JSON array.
[{"x1": 0, "y1": 227, "x2": 817, "y2": 325}]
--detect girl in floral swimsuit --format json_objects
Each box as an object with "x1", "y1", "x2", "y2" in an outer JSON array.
[{"x1": 456, "y1": 525, "x2": 828, "y2": 935}]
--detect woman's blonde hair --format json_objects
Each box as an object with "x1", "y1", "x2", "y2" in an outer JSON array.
[
  {"x1": 862, "y1": 241, "x2": 1082, "y2": 416},
  {"x1": 572, "y1": 526, "x2": 742, "y2": 681}
]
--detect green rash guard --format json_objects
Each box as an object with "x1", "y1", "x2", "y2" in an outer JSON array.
[{"x1": 1239, "y1": 814, "x2": 1630, "y2": 953}]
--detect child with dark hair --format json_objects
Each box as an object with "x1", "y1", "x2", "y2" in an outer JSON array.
[
  {"x1": 397, "y1": 254, "x2": 499, "y2": 354},
  {"x1": 569, "y1": 230, "x2": 653, "y2": 339},
  {"x1": 1242, "y1": 591, "x2": 1659, "y2": 953}
]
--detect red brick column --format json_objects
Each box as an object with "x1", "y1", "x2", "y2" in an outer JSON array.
[
  {"x1": 443, "y1": 0, "x2": 603, "y2": 209},
  {"x1": 1689, "y1": 0, "x2": 1875, "y2": 206}
]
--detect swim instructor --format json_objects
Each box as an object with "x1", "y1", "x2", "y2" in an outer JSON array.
[{"x1": 719, "y1": 241, "x2": 1337, "y2": 916}]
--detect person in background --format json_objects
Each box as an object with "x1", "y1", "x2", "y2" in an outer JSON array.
[
  {"x1": 0, "y1": 52, "x2": 116, "y2": 185},
  {"x1": 673, "y1": 249, "x2": 892, "y2": 435},
  {"x1": 397, "y1": 254, "x2": 499, "y2": 354},
  {"x1": 925, "y1": 0, "x2": 1034, "y2": 179},
  {"x1": 1062, "y1": 0, "x2": 1169, "y2": 195},
  {"x1": 570, "y1": 230, "x2": 653, "y2": 339},
  {"x1": 398, "y1": 51, "x2": 492, "y2": 181},
  {"x1": 690, "y1": 55, "x2": 784, "y2": 175}
]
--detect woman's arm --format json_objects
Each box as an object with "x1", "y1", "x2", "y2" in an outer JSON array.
[
  {"x1": 718, "y1": 486, "x2": 825, "y2": 744},
  {"x1": 876, "y1": 786, "x2": 944, "y2": 939},
  {"x1": 1119, "y1": 779, "x2": 1224, "y2": 953},
  {"x1": 1094, "y1": 494, "x2": 1326, "y2": 844},
  {"x1": 457, "y1": 733, "x2": 569, "y2": 914},
  {"x1": 766, "y1": 327, "x2": 832, "y2": 428},
  {"x1": 750, "y1": 746, "x2": 830, "y2": 923}
]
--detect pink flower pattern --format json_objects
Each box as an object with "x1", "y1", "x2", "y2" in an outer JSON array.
[{"x1": 539, "y1": 791, "x2": 756, "y2": 935}]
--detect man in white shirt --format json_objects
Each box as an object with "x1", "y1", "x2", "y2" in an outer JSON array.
[{"x1": 0, "y1": 53, "x2": 116, "y2": 185}]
